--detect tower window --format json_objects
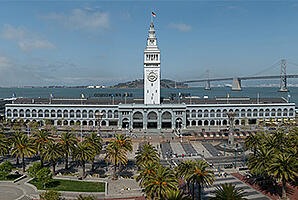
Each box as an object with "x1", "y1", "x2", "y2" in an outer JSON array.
[
  {"x1": 147, "y1": 90, "x2": 149, "y2": 93},
  {"x1": 151, "y1": 83, "x2": 153, "y2": 86},
  {"x1": 156, "y1": 90, "x2": 157, "y2": 93}
]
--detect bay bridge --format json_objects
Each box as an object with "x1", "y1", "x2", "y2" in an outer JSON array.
[{"x1": 180, "y1": 59, "x2": 298, "y2": 92}]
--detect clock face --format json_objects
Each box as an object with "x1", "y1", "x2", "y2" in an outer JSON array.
[{"x1": 147, "y1": 72, "x2": 158, "y2": 82}]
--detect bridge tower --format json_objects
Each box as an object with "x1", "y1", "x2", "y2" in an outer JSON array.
[
  {"x1": 279, "y1": 59, "x2": 288, "y2": 92},
  {"x1": 204, "y1": 70, "x2": 211, "y2": 90}
]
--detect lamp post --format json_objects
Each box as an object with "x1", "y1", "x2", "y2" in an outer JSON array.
[{"x1": 95, "y1": 112, "x2": 104, "y2": 137}]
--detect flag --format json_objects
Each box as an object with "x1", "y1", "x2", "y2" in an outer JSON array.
[
  {"x1": 81, "y1": 93, "x2": 85, "y2": 99},
  {"x1": 152, "y1": 11, "x2": 156, "y2": 17}
]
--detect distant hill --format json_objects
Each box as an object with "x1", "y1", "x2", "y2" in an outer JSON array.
[{"x1": 111, "y1": 79, "x2": 188, "y2": 88}]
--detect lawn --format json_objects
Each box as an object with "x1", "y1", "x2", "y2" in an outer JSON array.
[
  {"x1": 0, "y1": 174, "x2": 22, "y2": 181},
  {"x1": 29, "y1": 179, "x2": 105, "y2": 192}
]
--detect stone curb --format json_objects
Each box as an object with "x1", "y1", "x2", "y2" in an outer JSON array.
[{"x1": 0, "y1": 174, "x2": 26, "y2": 184}]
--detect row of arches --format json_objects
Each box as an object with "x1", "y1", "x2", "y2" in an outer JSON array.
[
  {"x1": 187, "y1": 108, "x2": 294, "y2": 118},
  {"x1": 6, "y1": 109, "x2": 119, "y2": 119}
]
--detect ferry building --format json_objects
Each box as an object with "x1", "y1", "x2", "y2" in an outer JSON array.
[{"x1": 5, "y1": 22, "x2": 296, "y2": 130}]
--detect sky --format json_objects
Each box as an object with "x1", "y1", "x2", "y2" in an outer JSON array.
[{"x1": 0, "y1": 0, "x2": 298, "y2": 87}]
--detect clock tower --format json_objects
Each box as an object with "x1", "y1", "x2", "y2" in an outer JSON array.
[{"x1": 144, "y1": 22, "x2": 160, "y2": 104}]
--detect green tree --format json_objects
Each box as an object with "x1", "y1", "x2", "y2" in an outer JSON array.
[
  {"x1": 83, "y1": 132, "x2": 102, "y2": 171},
  {"x1": 40, "y1": 190, "x2": 63, "y2": 200},
  {"x1": 143, "y1": 165, "x2": 178, "y2": 200},
  {"x1": 43, "y1": 141, "x2": 63, "y2": 175},
  {"x1": 245, "y1": 132, "x2": 263, "y2": 155},
  {"x1": 248, "y1": 145, "x2": 273, "y2": 176},
  {"x1": 0, "y1": 134, "x2": 9, "y2": 157},
  {"x1": 0, "y1": 161, "x2": 12, "y2": 179},
  {"x1": 210, "y1": 183, "x2": 247, "y2": 200},
  {"x1": 10, "y1": 134, "x2": 36, "y2": 173},
  {"x1": 161, "y1": 189, "x2": 191, "y2": 200},
  {"x1": 32, "y1": 129, "x2": 52, "y2": 168},
  {"x1": 105, "y1": 142, "x2": 128, "y2": 179},
  {"x1": 113, "y1": 134, "x2": 133, "y2": 152},
  {"x1": 135, "y1": 143, "x2": 159, "y2": 167},
  {"x1": 136, "y1": 162, "x2": 158, "y2": 188},
  {"x1": 36, "y1": 167, "x2": 52, "y2": 189},
  {"x1": 188, "y1": 160, "x2": 214, "y2": 200},
  {"x1": 267, "y1": 153, "x2": 297, "y2": 200},
  {"x1": 60, "y1": 131, "x2": 77, "y2": 169},
  {"x1": 72, "y1": 142, "x2": 94, "y2": 178},
  {"x1": 9, "y1": 131, "x2": 23, "y2": 165},
  {"x1": 28, "y1": 162, "x2": 42, "y2": 178},
  {"x1": 175, "y1": 160, "x2": 195, "y2": 195}
]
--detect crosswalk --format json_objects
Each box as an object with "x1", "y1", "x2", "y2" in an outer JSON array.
[{"x1": 202, "y1": 174, "x2": 270, "y2": 200}]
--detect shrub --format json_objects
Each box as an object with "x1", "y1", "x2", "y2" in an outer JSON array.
[
  {"x1": 0, "y1": 161, "x2": 12, "y2": 178},
  {"x1": 28, "y1": 162, "x2": 42, "y2": 178},
  {"x1": 40, "y1": 190, "x2": 64, "y2": 200},
  {"x1": 77, "y1": 195, "x2": 97, "y2": 200},
  {"x1": 36, "y1": 167, "x2": 52, "y2": 188}
]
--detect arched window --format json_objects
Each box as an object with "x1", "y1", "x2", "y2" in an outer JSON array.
[
  {"x1": 13, "y1": 109, "x2": 18, "y2": 117},
  {"x1": 70, "y1": 110, "x2": 75, "y2": 118},
  {"x1": 186, "y1": 110, "x2": 190, "y2": 118},
  {"x1": 82, "y1": 110, "x2": 87, "y2": 118},
  {"x1": 277, "y1": 108, "x2": 282, "y2": 116},
  {"x1": 235, "y1": 109, "x2": 240, "y2": 117},
  {"x1": 38, "y1": 109, "x2": 43, "y2": 118},
  {"x1": 191, "y1": 110, "x2": 196, "y2": 118},
  {"x1": 259, "y1": 109, "x2": 264, "y2": 117},
  {"x1": 102, "y1": 110, "x2": 106, "y2": 118},
  {"x1": 265, "y1": 109, "x2": 270, "y2": 117},
  {"x1": 210, "y1": 110, "x2": 215, "y2": 118},
  {"x1": 253, "y1": 109, "x2": 258, "y2": 117},
  {"x1": 57, "y1": 110, "x2": 62, "y2": 118},
  {"x1": 51, "y1": 110, "x2": 56, "y2": 118},
  {"x1": 162, "y1": 111, "x2": 172, "y2": 120},
  {"x1": 107, "y1": 110, "x2": 113, "y2": 118},
  {"x1": 191, "y1": 121, "x2": 196, "y2": 126},
  {"x1": 26, "y1": 109, "x2": 30, "y2": 117},
  {"x1": 247, "y1": 109, "x2": 252, "y2": 117},
  {"x1": 19, "y1": 109, "x2": 24, "y2": 117},
  {"x1": 7, "y1": 109, "x2": 12, "y2": 117},
  {"x1": 45, "y1": 110, "x2": 49, "y2": 117},
  {"x1": 63, "y1": 110, "x2": 68, "y2": 118},
  {"x1": 204, "y1": 110, "x2": 209, "y2": 118},
  {"x1": 241, "y1": 109, "x2": 246, "y2": 117},
  {"x1": 283, "y1": 108, "x2": 288, "y2": 116},
  {"x1": 133, "y1": 112, "x2": 143, "y2": 120},
  {"x1": 198, "y1": 110, "x2": 202, "y2": 118},
  {"x1": 32, "y1": 110, "x2": 37, "y2": 118},
  {"x1": 222, "y1": 109, "x2": 227, "y2": 117},
  {"x1": 76, "y1": 110, "x2": 81, "y2": 118},
  {"x1": 89, "y1": 110, "x2": 94, "y2": 118},
  {"x1": 271, "y1": 109, "x2": 276, "y2": 117},
  {"x1": 148, "y1": 112, "x2": 157, "y2": 120},
  {"x1": 210, "y1": 120, "x2": 215, "y2": 125},
  {"x1": 216, "y1": 109, "x2": 221, "y2": 117},
  {"x1": 289, "y1": 108, "x2": 294, "y2": 116},
  {"x1": 114, "y1": 111, "x2": 118, "y2": 118}
]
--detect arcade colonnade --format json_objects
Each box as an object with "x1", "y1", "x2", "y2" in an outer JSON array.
[{"x1": 5, "y1": 103, "x2": 295, "y2": 129}]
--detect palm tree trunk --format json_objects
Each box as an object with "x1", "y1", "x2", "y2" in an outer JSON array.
[
  {"x1": 187, "y1": 181, "x2": 190, "y2": 194},
  {"x1": 22, "y1": 154, "x2": 25, "y2": 173},
  {"x1": 282, "y1": 180, "x2": 287, "y2": 200},
  {"x1": 91, "y1": 159, "x2": 95, "y2": 171},
  {"x1": 192, "y1": 182, "x2": 195, "y2": 200},
  {"x1": 114, "y1": 157, "x2": 117, "y2": 178},
  {"x1": 52, "y1": 158, "x2": 56, "y2": 176},
  {"x1": 198, "y1": 183, "x2": 202, "y2": 200},
  {"x1": 16, "y1": 156, "x2": 19, "y2": 165},
  {"x1": 65, "y1": 152, "x2": 68, "y2": 169},
  {"x1": 40, "y1": 153, "x2": 44, "y2": 168},
  {"x1": 82, "y1": 161, "x2": 85, "y2": 178}
]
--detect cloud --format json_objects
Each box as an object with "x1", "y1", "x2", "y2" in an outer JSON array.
[
  {"x1": 1, "y1": 24, "x2": 56, "y2": 52},
  {"x1": 0, "y1": 55, "x2": 12, "y2": 69},
  {"x1": 42, "y1": 8, "x2": 109, "y2": 31},
  {"x1": 169, "y1": 23, "x2": 192, "y2": 32}
]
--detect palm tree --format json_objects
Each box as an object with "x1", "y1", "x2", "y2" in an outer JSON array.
[
  {"x1": 113, "y1": 134, "x2": 133, "y2": 153},
  {"x1": 32, "y1": 129, "x2": 52, "y2": 167},
  {"x1": 60, "y1": 131, "x2": 77, "y2": 169},
  {"x1": 175, "y1": 160, "x2": 195, "y2": 195},
  {"x1": 136, "y1": 161, "x2": 158, "y2": 187},
  {"x1": 267, "y1": 153, "x2": 297, "y2": 200},
  {"x1": 161, "y1": 189, "x2": 191, "y2": 200},
  {"x1": 143, "y1": 165, "x2": 178, "y2": 199},
  {"x1": 245, "y1": 132, "x2": 263, "y2": 155},
  {"x1": 10, "y1": 135, "x2": 36, "y2": 172},
  {"x1": 105, "y1": 142, "x2": 128, "y2": 179},
  {"x1": 0, "y1": 134, "x2": 9, "y2": 157},
  {"x1": 43, "y1": 141, "x2": 63, "y2": 175},
  {"x1": 72, "y1": 142, "x2": 94, "y2": 178},
  {"x1": 83, "y1": 132, "x2": 102, "y2": 171},
  {"x1": 188, "y1": 160, "x2": 214, "y2": 200},
  {"x1": 135, "y1": 143, "x2": 159, "y2": 167},
  {"x1": 210, "y1": 183, "x2": 247, "y2": 200},
  {"x1": 9, "y1": 131, "x2": 24, "y2": 165},
  {"x1": 248, "y1": 145, "x2": 273, "y2": 176}
]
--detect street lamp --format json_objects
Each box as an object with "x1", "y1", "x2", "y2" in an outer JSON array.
[{"x1": 95, "y1": 112, "x2": 104, "y2": 136}]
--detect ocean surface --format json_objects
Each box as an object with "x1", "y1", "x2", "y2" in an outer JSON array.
[{"x1": 0, "y1": 87, "x2": 297, "y2": 105}]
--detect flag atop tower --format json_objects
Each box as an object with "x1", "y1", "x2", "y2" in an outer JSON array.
[{"x1": 152, "y1": 11, "x2": 156, "y2": 17}]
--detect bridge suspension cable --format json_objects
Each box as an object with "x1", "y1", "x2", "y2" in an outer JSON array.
[{"x1": 248, "y1": 60, "x2": 281, "y2": 76}]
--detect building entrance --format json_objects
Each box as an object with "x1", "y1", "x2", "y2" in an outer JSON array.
[{"x1": 147, "y1": 122, "x2": 157, "y2": 129}]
